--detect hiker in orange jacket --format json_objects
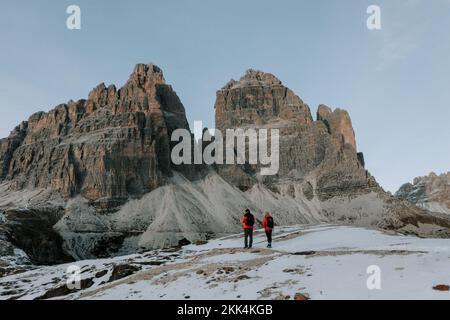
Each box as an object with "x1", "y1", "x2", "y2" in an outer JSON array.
[
  {"x1": 241, "y1": 209, "x2": 255, "y2": 249},
  {"x1": 262, "y1": 212, "x2": 274, "y2": 248}
]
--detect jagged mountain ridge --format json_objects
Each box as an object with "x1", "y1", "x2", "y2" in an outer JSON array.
[
  {"x1": 396, "y1": 172, "x2": 450, "y2": 215},
  {"x1": 1, "y1": 64, "x2": 450, "y2": 266},
  {"x1": 214, "y1": 69, "x2": 372, "y2": 197},
  {"x1": 0, "y1": 64, "x2": 190, "y2": 202}
]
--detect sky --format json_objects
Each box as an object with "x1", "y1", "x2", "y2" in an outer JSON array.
[{"x1": 0, "y1": 0, "x2": 449, "y2": 193}]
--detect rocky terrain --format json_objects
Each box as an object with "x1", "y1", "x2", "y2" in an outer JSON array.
[
  {"x1": 213, "y1": 69, "x2": 450, "y2": 238},
  {"x1": 215, "y1": 69, "x2": 375, "y2": 199},
  {"x1": 1, "y1": 224, "x2": 450, "y2": 300},
  {"x1": 396, "y1": 172, "x2": 450, "y2": 215},
  {"x1": 1, "y1": 64, "x2": 450, "y2": 269}
]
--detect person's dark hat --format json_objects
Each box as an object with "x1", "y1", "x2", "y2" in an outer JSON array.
[{"x1": 245, "y1": 209, "x2": 250, "y2": 214}]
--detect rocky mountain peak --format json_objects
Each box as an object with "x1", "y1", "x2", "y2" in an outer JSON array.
[
  {"x1": 222, "y1": 69, "x2": 283, "y2": 90},
  {"x1": 215, "y1": 69, "x2": 312, "y2": 131},
  {"x1": 214, "y1": 69, "x2": 369, "y2": 196},
  {"x1": 0, "y1": 63, "x2": 190, "y2": 203},
  {"x1": 1, "y1": 64, "x2": 450, "y2": 265},
  {"x1": 396, "y1": 172, "x2": 450, "y2": 214},
  {"x1": 317, "y1": 104, "x2": 357, "y2": 150},
  {"x1": 126, "y1": 63, "x2": 166, "y2": 88}
]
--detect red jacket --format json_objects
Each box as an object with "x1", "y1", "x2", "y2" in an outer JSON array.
[
  {"x1": 242, "y1": 214, "x2": 254, "y2": 229},
  {"x1": 262, "y1": 216, "x2": 273, "y2": 232}
]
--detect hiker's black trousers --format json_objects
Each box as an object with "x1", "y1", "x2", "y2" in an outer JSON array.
[
  {"x1": 244, "y1": 228, "x2": 253, "y2": 248},
  {"x1": 265, "y1": 229, "x2": 273, "y2": 244}
]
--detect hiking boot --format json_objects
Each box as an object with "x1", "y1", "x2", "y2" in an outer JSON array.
[{"x1": 267, "y1": 244, "x2": 272, "y2": 248}]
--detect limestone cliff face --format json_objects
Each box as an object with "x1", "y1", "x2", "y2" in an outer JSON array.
[
  {"x1": 214, "y1": 69, "x2": 375, "y2": 199},
  {"x1": 215, "y1": 69, "x2": 313, "y2": 131},
  {"x1": 213, "y1": 69, "x2": 450, "y2": 239},
  {"x1": 316, "y1": 105, "x2": 356, "y2": 150},
  {"x1": 0, "y1": 64, "x2": 193, "y2": 264},
  {"x1": 0, "y1": 64, "x2": 189, "y2": 204},
  {"x1": 396, "y1": 172, "x2": 450, "y2": 215},
  {"x1": 1, "y1": 65, "x2": 450, "y2": 265}
]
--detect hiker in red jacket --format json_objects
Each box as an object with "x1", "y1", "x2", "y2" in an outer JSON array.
[
  {"x1": 241, "y1": 209, "x2": 255, "y2": 249},
  {"x1": 262, "y1": 212, "x2": 274, "y2": 248}
]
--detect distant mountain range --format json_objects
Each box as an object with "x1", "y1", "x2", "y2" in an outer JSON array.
[
  {"x1": 396, "y1": 172, "x2": 450, "y2": 215},
  {"x1": 1, "y1": 64, "x2": 450, "y2": 266}
]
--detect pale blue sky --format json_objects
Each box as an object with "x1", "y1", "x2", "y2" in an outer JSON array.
[{"x1": 1, "y1": 0, "x2": 449, "y2": 192}]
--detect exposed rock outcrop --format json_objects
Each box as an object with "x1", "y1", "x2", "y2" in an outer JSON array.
[
  {"x1": 215, "y1": 69, "x2": 313, "y2": 131},
  {"x1": 214, "y1": 69, "x2": 376, "y2": 198},
  {"x1": 0, "y1": 64, "x2": 194, "y2": 263},
  {"x1": 316, "y1": 104, "x2": 356, "y2": 150},
  {"x1": 396, "y1": 172, "x2": 450, "y2": 215},
  {"x1": 1, "y1": 64, "x2": 450, "y2": 265},
  {"x1": 214, "y1": 69, "x2": 450, "y2": 238},
  {"x1": 0, "y1": 64, "x2": 190, "y2": 203}
]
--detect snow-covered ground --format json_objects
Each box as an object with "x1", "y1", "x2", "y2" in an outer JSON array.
[{"x1": 1, "y1": 224, "x2": 450, "y2": 300}]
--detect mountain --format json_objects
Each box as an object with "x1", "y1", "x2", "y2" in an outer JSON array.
[
  {"x1": 213, "y1": 69, "x2": 450, "y2": 237},
  {"x1": 0, "y1": 64, "x2": 190, "y2": 201},
  {"x1": 215, "y1": 69, "x2": 374, "y2": 197},
  {"x1": 0, "y1": 64, "x2": 193, "y2": 264},
  {"x1": 396, "y1": 172, "x2": 450, "y2": 215},
  {"x1": 1, "y1": 64, "x2": 450, "y2": 266}
]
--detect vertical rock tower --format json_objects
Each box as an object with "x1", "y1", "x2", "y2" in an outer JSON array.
[
  {"x1": 0, "y1": 64, "x2": 190, "y2": 206},
  {"x1": 214, "y1": 69, "x2": 375, "y2": 199}
]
